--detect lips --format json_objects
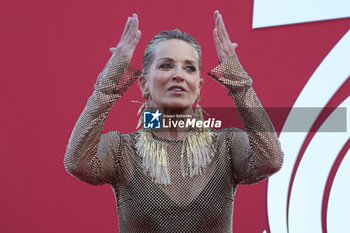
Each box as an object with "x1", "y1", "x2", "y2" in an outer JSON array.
[{"x1": 168, "y1": 85, "x2": 187, "y2": 92}]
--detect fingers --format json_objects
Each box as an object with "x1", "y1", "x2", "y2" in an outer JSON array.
[
  {"x1": 215, "y1": 12, "x2": 234, "y2": 45},
  {"x1": 214, "y1": 10, "x2": 219, "y2": 28},
  {"x1": 217, "y1": 20, "x2": 226, "y2": 45},
  {"x1": 128, "y1": 15, "x2": 141, "y2": 46},
  {"x1": 213, "y1": 10, "x2": 238, "y2": 62},
  {"x1": 126, "y1": 14, "x2": 137, "y2": 40},
  {"x1": 217, "y1": 14, "x2": 230, "y2": 45},
  {"x1": 213, "y1": 11, "x2": 222, "y2": 47},
  {"x1": 213, "y1": 12, "x2": 223, "y2": 53},
  {"x1": 132, "y1": 30, "x2": 142, "y2": 46},
  {"x1": 124, "y1": 15, "x2": 134, "y2": 41},
  {"x1": 219, "y1": 14, "x2": 230, "y2": 41},
  {"x1": 133, "y1": 13, "x2": 139, "y2": 30},
  {"x1": 214, "y1": 11, "x2": 223, "y2": 47},
  {"x1": 113, "y1": 13, "x2": 141, "y2": 59},
  {"x1": 130, "y1": 14, "x2": 140, "y2": 43},
  {"x1": 214, "y1": 14, "x2": 225, "y2": 51},
  {"x1": 213, "y1": 28, "x2": 222, "y2": 51},
  {"x1": 121, "y1": 13, "x2": 140, "y2": 43},
  {"x1": 121, "y1": 17, "x2": 132, "y2": 41},
  {"x1": 214, "y1": 10, "x2": 220, "y2": 18},
  {"x1": 214, "y1": 10, "x2": 220, "y2": 32}
]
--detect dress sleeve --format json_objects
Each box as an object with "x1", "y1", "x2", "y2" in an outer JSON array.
[
  {"x1": 208, "y1": 54, "x2": 284, "y2": 185},
  {"x1": 63, "y1": 53, "x2": 140, "y2": 185}
]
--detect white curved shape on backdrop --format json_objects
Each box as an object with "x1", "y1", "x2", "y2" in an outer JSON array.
[
  {"x1": 267, "y1": 30, "x2": 350, "y2": 233},
  {"x1": 288, "y1": 98, "x2": 349, "y2": 233},
  {"x1": 327, "y1": 150, "x2": 350, "y2": 233},
  {"x1": 253, "y1": 0, "x2": 350, "y2": 29}
]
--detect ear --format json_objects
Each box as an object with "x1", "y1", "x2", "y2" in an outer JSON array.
[
  {"x1": 138, "y1": 76, "x2": 148, "y2": 93},
  {"x1": 198, "y1": 76, "x2": 203, "y2": 93}
]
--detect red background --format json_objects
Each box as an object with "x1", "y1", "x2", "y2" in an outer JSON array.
[{"x1": 1, "y1": 0, "x2": 349, "y2": 232}]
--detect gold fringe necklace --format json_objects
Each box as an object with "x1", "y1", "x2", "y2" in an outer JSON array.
[{"x1": 135, "y1": 105, "x2": 217, "y2": 186}]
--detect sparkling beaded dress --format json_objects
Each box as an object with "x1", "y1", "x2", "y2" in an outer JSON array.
[{"x1": 64, "y1": 52, "x2": 284, "y2": 233}]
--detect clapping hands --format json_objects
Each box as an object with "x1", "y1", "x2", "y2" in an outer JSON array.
[{"x1": 109, "y1": 11, "x2": 236, "y2": 64}]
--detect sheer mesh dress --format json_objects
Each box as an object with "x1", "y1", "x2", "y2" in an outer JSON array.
[{"x1": 64, "y1": 52, "x2": 284, "y2": 233}]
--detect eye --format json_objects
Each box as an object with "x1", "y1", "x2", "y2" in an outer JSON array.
[
  {"x1": 185, "y1": 65, "x2": 196, "y2": 73},
  {"x1": 159, "y1": 63, "x2": 172, "y2": 69}
]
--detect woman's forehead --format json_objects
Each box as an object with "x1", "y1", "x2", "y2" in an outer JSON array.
[{"x1": 154, "y1": 40, "x2": 198, "y2": 62}]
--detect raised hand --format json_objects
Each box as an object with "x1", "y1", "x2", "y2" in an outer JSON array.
[
  {"x1": 109, "y1": 13, "x2": 142, "y2": 62},
  {"x1": 213, "y1": 10, "x2": 238, "y2": 63}
]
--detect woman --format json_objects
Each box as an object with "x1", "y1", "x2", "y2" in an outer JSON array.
[{"x1": 64, "y1": 10, "x2": 283, "y2": 232}]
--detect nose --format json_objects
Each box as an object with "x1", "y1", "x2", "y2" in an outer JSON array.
[{"x1": 171, "y1": 67, "x2": 184, "y2": 81}]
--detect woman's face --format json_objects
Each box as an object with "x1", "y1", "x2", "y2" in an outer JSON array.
[{"x1": 140, "y1": 39, "x2": 202, "y2": 110}]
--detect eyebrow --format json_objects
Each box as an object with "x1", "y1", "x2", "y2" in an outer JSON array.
[{"x1": 156, "y1": 57, "x2": 198, "y2": 65}]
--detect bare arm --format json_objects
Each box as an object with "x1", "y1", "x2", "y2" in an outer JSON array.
[{"x1": 63, "y1": 14, "x2": 141, "y2": 185}]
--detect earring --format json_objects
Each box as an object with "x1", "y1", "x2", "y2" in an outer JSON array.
[
  {"x1": 136, "y1": 91, "x2": 151, "y2": 129},
  {"x1": 142, "y1": 91, "x2": 150, "y2": 99},
  {"x1": 195, "y1": 94, "x2": 201, "y2": 103}
]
